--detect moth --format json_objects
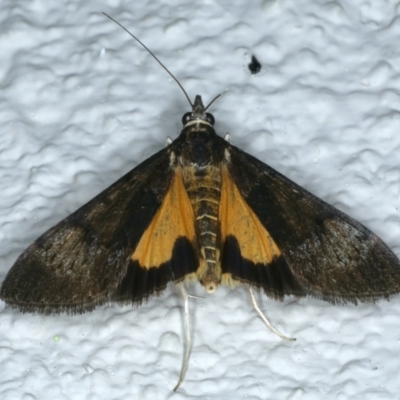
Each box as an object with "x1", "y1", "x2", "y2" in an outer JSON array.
[{"x1": 2, "y1": 13, "x2": 400, "y2": 390}]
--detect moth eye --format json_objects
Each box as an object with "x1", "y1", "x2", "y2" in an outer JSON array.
[
  {"x1": 206, "y1": 113, "x2": 215, "y2": 126},
  {"x1": 182, "y1": 112, "x2": 192, "y2": 125}
]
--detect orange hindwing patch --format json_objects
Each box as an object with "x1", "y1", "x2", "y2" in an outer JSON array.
[
  {"x1": 131, "y1": 168, "x2": 197, "y2": 269},
  {"x1": 220, "y1": 165, "x2": 281, "y2": 265}
]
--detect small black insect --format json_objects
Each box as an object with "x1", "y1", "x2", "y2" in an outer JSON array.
[{"x1": 248, "y1": 55, "x2": 261, "y2": 74}]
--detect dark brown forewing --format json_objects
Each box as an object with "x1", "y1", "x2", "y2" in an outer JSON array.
[
  {"x1": 0, "y1": 146, "x2": 184, "y2": 314},
  {"x1": 226, "y1": 145, "x2": 400, "y2": 304}
]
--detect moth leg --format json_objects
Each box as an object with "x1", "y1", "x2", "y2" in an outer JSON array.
[
  {"x1": 249, "y1": 288, "x2": 296, "y2": 342},
  {"x1": 173, "y1": 283, "x2": 192, "y2": 391}
]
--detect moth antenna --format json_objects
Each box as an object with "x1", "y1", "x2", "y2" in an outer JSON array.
[
  {"x1": 249, "y1": 288, "x2": 296, "y2": 342},
  {"x1": 205, "y1": 93, "x2": 221, "y2": 111},
  {"x1": 102, "y1": 12, "x2": 193, "y2": 108},
  {"x1": 173, "y1": 283, "x2": 192, "y2": 391}
]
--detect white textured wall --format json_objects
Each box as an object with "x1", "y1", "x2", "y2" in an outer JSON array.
[{"x1": 1, "y1": 1, "x2": 400, "y2": 399}]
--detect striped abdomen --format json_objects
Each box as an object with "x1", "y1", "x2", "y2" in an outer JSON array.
[{"x1": 182, "y1": 165, "x2": 222, "y2": 292}]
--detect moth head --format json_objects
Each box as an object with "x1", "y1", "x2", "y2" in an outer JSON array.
[{"x1": 181, "y1": 95, "x2": 217, "y2": 128}]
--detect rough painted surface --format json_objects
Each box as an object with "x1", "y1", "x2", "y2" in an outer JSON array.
[{"x1": 1, "y1": 0, "x2": 400, "y2": 399}]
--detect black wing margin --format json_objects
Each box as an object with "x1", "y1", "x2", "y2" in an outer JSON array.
[
  {"x1": 225, "y1": 145, "x2": 400, "y2": 304},
  {"x1": 0, "y1": 146, "x2": 198, "y2": 314}
]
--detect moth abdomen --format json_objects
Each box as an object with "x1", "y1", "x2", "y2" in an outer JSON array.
[{"x1": 182, "y1": 165, "x2": 222, "y2": 292}]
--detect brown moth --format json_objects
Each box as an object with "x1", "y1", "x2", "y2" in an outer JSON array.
[{"x1": 1, "y1": 13, "x2": 400, "y2": 390}]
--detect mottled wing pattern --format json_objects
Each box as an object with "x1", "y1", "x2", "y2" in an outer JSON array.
[
  {"x1": 224, "y1": 145, "x2": 400, "y2": 303},
  {"x1": 0, "y1": 147, "x2": 198, "y2": 314}
]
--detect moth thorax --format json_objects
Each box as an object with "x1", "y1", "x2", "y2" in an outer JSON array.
[{"x1": 186, "y1": 131, "x2": 215, "y2": 167}]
